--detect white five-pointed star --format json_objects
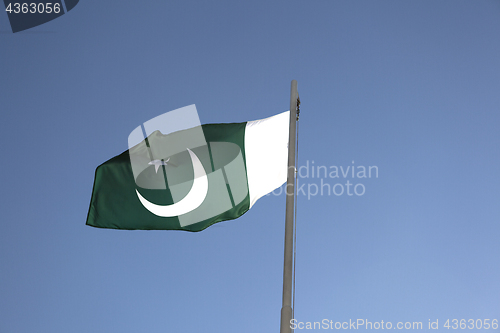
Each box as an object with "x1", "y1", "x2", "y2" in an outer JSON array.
[{"x1": 148, "y1": 158, "x2": 170, "y2": 173}]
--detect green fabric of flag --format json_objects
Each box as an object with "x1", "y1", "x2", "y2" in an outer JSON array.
[{"x1": 86, "y1": 111, "x2": 289, "y2": 232}]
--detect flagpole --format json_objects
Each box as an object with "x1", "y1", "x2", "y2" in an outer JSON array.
[{"x1": 280, "y1": 80, "x2": 298, "y2": 333}]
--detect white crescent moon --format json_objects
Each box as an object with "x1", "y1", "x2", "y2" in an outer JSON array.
[{"x1": 136, "y1": 148, "x2": 208, "y2": 217}]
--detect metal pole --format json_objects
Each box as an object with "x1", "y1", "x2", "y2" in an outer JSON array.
[{"x1": 280, "y1": 80, "x2": 298, "y2": 333}]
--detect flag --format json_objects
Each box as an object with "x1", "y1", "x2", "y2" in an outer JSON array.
[{"x1": 86, "y1": 109, "x2": 289, "y2": 232}]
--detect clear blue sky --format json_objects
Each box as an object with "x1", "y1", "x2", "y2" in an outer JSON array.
[{"x1": 1, "y1": 1, "x2": 499, "y2": 332}]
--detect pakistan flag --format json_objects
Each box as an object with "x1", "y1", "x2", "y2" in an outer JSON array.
[{"x1": 86, "y1": 107, "x2": 289, "y2": 232}]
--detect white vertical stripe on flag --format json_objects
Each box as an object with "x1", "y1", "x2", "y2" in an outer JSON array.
[{"x1": 245, "y1": 111, "x2": 290, "y2": 208}]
